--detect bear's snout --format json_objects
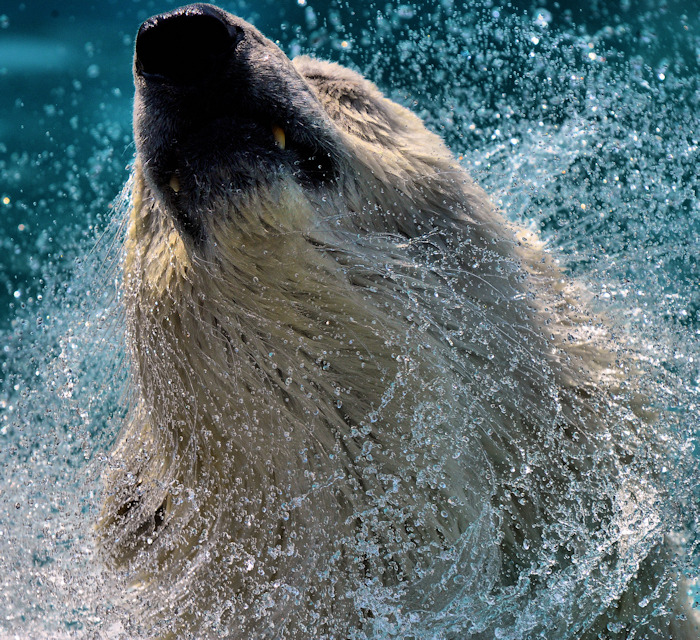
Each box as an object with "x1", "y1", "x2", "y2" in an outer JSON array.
[{"x1": 135, "y1": 3, "x2": 242, "y2": 85}]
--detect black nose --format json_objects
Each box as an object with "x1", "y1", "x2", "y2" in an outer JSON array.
[{"x1": 135, "y1": 4, "x2": 241, "y2": 84}]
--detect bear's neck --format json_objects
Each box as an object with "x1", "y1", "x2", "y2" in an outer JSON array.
[{"x1": 122, "y1": 169, "x2": 597, "y2": 567}]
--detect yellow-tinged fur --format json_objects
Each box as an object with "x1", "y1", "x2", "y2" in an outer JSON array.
[{"x1": 98, "y1": 5, "x2": 697, "y2": 638}]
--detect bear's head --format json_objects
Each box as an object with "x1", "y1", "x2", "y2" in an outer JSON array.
[{"x1": 131, "y1": 2, "x2": 486, "y2": 249}]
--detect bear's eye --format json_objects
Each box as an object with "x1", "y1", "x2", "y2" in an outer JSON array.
[{"x1": 292, "y1": 143, "x2": 337, "y2": 185}]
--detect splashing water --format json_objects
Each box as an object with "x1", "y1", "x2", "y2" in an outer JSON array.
[{"x1": 0, "y1": 1, "x2": 697, "y2": 638}]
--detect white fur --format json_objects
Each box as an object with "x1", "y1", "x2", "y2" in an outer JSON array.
[{"x1": 98, "y1": 11, "x2": 697, "y2": 639}]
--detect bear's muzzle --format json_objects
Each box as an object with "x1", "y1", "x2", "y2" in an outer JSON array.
[{"x1": 135, "y1": 3, "x2": 243, "y2": 86}]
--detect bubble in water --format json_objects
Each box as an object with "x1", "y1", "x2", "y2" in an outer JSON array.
[{"x1": 533, "y1": 9, "x2": 552, "y2": 28}]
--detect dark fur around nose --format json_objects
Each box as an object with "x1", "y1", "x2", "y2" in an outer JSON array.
[{"x1": 135, "y1": 4, "x2": 242, "y2": 85}]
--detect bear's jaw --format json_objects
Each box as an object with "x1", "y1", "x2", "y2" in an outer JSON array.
[{"x1": 132, "y1": 5, "x2": 341, "y2": 244}]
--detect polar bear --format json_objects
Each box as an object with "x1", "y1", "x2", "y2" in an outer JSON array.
[{"x1": 97, "y1": 4, "x2": 697, "y2": 638}]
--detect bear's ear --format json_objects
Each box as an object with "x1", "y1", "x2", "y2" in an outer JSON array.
[{"x1": 292, "y1": 56, "x2": 403, "y2": 144}]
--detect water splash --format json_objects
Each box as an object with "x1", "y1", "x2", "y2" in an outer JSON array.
[{"x1": 0, "y1": 1, "x2": 697, "y2": 637}]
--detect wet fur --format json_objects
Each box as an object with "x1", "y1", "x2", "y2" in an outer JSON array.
[{"x1": 98, "y1": 6, "x2": 697, "y2": 639}]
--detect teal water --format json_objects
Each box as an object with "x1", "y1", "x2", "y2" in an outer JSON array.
[{"x1": 0, "y1": 1, "x2": 697, "y2": 637}]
